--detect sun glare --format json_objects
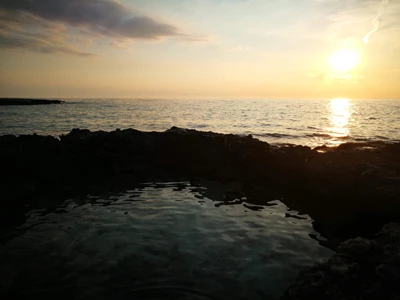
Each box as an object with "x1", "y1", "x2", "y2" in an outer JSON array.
[
  {"x1": 326, "y1": 98, "x2": 351, "y2": 144},
  {"x1": 329, "y1": 50, "x2": 359, "y2": 72}
]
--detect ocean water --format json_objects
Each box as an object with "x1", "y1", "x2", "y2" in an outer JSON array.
[
  {"x1": 0, "y1": 181, "x2": 333, "y2": 300},
  {"x1": 1, "y1": 98, "x2": 399, "y2": 146}
]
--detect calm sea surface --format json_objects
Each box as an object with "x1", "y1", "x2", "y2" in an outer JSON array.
[
  {"x1": 1, "y1": 98, "x2": 399, "y2": 146},
  {"x1": 0, "y1": 181, "x2": 333, "y2": 300},
  {"x1": 3, "y1": 99, "x2": 385, "y2": 298}
]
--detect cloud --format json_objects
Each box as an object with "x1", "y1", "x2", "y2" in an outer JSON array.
[
  {"x1": 0, "y1": 0, "x2": 181, "y2": 39},
  {"x1": 0, "y1": 0, "x2": 185, "y2": 56},
  {"x1": 0, "y1": 27, "x2": 96, "y2": 57},
  {"x1": 323, "y1": 0, "x2": 400, "y2": 43}
]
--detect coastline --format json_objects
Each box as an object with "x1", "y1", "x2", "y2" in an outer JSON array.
[
  {"x1": 1, "y1": 127, "x2": 399, "y2": 240},
  {"x1": 0, "y1": 98, "x2": 65, "y2": 106},
  {"x1": 1, "y1": 127, "x2": 399, "y2": 299},
  {"x1": 283, "y1": 223, "x2": 400, "y2": 299},
  {"x1": 1, "y1": 98, "x2": 399, "y2": 147}
]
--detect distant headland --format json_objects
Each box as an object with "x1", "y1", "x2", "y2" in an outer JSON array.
[{"x1": 0, "y1": 98, "x2": 65, "y2": 106}]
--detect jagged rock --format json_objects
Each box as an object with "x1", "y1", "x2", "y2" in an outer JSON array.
[
  {"x1": 1, "y1": 128, "x2": 400, "y2": 299},
  {"x1": 283, "y1": 223, "x2": 400, "y2": 300},
  {"x1": 1, "y1": 128, "x2": 400, "y2": 242}
]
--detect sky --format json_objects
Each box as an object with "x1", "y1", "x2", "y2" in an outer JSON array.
[{"x1": 0, "y1": 0, "x2": 399, "y2": 99}]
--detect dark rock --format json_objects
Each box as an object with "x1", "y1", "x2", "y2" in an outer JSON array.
[
  {"x1": 1, "y1": 128, "x2": 400, "y2": 243},
  {"x1": 0, "y1": 98, "x2": 65, "y2": 105},
  {"x1": 283, "y1": 223, "x2": 400, "y2": 300},
  {"x1": 2, "y1": 128, "x2": 400, "y2": 300}
]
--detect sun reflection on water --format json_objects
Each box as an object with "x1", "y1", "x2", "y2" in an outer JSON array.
[{"x1": 326, "y1": 98, "x2": 351, "y2": 145}]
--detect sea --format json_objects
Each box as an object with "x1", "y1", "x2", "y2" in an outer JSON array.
[
  {"x1": 0, "y1": 98, "x2": 398, "y2": 299},
  {"x1": 1, "y1": 98, "x2": 400, "y2": 147}
]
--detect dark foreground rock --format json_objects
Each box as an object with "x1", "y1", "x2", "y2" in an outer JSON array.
[
  {"x1": 0, "y1": 98, "x2": 65, "y2": 105},
  {"x1": 283, "y1": 223, "x2": 400, "y2": 300},
  {"x1": 1, "y1": 127, "x2": 400, "y2": 245}
]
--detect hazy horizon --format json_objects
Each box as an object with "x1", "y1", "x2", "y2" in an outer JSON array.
[
  {"x1": 2, "y1": 97, "x2": 400, "y2": 101},
  {"x1": 1, "y1": 0, "x2": 399, "y2": 99}
]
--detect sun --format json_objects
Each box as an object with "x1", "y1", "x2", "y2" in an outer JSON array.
[{"x1": 329, "y1": 50, "x2": 359, "y2": 72}]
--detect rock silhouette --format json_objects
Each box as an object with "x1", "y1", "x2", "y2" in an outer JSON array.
[
  {"x1": 0, "y1": 98, "x2": 65, "y2": 105},
  {"x1": 284, "y1": 223, "x2": 400, "y2": 300},
  {"x1": 1, "y1": 127, "x2": 400, "y2": 299},
  {"x1": 1, "y1": 127, "x2": 400, "y2": 244}
]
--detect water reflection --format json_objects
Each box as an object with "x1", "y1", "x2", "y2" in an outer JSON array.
[
  {"x1": 0, "y1": 181, "x2": 333, "y2": 300},
  {"x1": 326, "y1": 98, "x2": 352, "y2": 145}
]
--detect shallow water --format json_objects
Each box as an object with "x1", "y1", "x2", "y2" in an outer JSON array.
[
  {"x1": 0, "y1": 181, "x2": 333, "y2": 300},
  {"x1": 1, "y1": 98, "x2": 399, "y2": 146}
]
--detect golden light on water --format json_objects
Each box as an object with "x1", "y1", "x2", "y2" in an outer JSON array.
[
  {"x1": 329, "y1": 50, "x2": 359, "y2": 72},
  {"x1": 327, "y1": 98, "x2": 351, "y2": 144}
]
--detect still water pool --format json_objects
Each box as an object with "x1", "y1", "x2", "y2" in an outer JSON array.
[{"x1": 0, "y1": 181, "x2": 333, "y2": 300}]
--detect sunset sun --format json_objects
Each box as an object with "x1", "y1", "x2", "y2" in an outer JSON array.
[
  {"x1": 329, "y1": 50, "x2": 359, "y2": 72},
  {"x1": 1, "y1": 1, "x2": 400, "y2": 299}
]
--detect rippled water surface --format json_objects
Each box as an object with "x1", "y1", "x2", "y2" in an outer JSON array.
[
  {"x1": 0, "y1": 181, "x2": 333, "y2": 300},
  {"x1": 1, "y1": 98, "x2": 399, "y2": 146}
]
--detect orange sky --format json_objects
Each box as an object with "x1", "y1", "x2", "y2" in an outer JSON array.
[{"x1": 0, "y1": 0, "x2": 399, "y2": 99}]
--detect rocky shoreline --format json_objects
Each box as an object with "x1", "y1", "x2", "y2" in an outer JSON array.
[
  {"x1": 1, "y1": 127, "x2": 399, "y2": 240},
  {"x1": 1, "y1": 127, "x2": 399, "y2": 299},
  {"x1": 0, "y1": 98, "x2": 65, "y2": 105},
  {"x1": 284, "y1": 223, "x2": 400, "y2": 300}
]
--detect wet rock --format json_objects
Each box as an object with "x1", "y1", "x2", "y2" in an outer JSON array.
[
  {"x1": 1, "y1": 128, "x2": 399, "y2": 299},
  {"x1": 283, "y1": 223, "x2": 400, "y2": 300},
  {"x1": 1, "y1": 128, "x2": 400, "y2": 243}
]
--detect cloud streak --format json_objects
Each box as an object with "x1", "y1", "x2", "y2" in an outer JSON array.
[
  {"x1": 0, "y1": 27, "x2": 96, "y2": 57},
  {"x1": 0, "y1": 0, "x2": 184, "y2": 56},
  {"x1": 363, "y1": 0, "x2": 390, "y2": 44}
]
